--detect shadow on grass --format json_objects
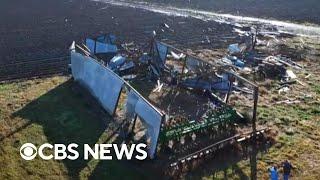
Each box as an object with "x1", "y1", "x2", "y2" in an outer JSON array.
[
  {"x1": 12, "y1": 79, "x2": 132, "y2": 179},
  {"x1": 182, "y1": 143, "x2": 260, "y2": 180},
  {"x1": 88, "y1": 143, "x2": 149, "y2": 180}
]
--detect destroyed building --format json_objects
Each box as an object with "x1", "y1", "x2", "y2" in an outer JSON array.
[{"x1": 69, "y1": 33, "x2": 271, "y2": 171}]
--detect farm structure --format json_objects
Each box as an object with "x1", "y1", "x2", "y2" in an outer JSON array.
[{"x1": 69, "y1": 34, "x2": 268, "y2": 171}]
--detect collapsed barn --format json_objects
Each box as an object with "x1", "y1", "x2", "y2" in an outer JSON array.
[{"x1": 69, "y1": 34, "x2": 270, "y2": 174}]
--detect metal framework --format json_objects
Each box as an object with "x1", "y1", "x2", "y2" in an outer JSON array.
[{"x1": 150, "y1": 39, "x2": 260, "y2": 143}]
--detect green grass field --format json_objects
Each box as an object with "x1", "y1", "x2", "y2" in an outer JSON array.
[{"x1": 0, "y1": 77, "x2": 148, "y2": 180}]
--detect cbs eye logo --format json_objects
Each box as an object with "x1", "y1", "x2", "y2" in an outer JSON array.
[{"x1": 20, "y1": 143, "x2": 37, "y2": 160}]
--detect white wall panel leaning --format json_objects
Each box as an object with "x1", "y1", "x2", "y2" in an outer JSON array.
[
  {"x1": 71, "y1": 51, "x2": 123, "y2": 114},
  {"x1": 70, "y1": 46, "x2": 164, "y2": 159}
]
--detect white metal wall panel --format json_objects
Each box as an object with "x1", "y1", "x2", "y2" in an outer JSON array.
[
  {"x1": 135, "y1": 98, "x2": 162, "y2": 159},
  {"x1": 71, "y1": 51, "x2": 163, "y2": 158},
  {"x1": 71, "y1": 51, "x2": 123, "y2": 114}
]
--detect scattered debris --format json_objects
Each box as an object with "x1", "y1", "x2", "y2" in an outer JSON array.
[
  {"x1": 285, "y1": 69, "x2": 297, "y2": 80},
  {"x1": 228, "y1": 43, "x2": 242, "y2": 55},
  {"x1": 278, "y1": 86, "x2": 290, "y2": 94},
  {"x1": 152, "y1": 80, "x2": 164, "y2": 93},
  {"x1": 85, "y1": 34, "x2": 118, "y2": 55},
  {"x1": 109, "y1": 55, "x2": 126, "y2": 69},
  {"x1": 170, "y1": 51, "x2": 185, "y2": 60},
  {"x1": 275, "y1": 99, "x2": 301, "y2": 105},
  {"x1": 304, "y1": 74, "x2": 311, "y2": 79},
  {"x1": 70, "y1": 26, "x2": 309, "y2": 172}
]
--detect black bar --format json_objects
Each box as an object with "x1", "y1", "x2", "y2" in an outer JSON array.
[
  {"x1": 112, "y1": 87, "x2": 123, "y2": 117},
  {"x1": 252, "y1": 87, "x2": 259, "y2": 135},
  {"x1": 154, "y1": 114, "x2": 166, "y2": 159},
  {"x1": 225, "y1": 80, "x2": 232, "y2": 104},
  {"x1": 130, "y1": 114, "x2": 138, "y2": 134}
]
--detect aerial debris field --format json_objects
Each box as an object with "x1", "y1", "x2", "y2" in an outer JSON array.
[
  {"x1": 67, "y1": 18, "x2": 319, "y2": 178},
  {"x1": 0, "y1": 0, "x2": 320, "y2": 179}
]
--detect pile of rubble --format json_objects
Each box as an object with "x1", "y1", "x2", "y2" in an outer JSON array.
[{"x1": 72, "y1": 31, "x2": 265, "y2": 163}]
